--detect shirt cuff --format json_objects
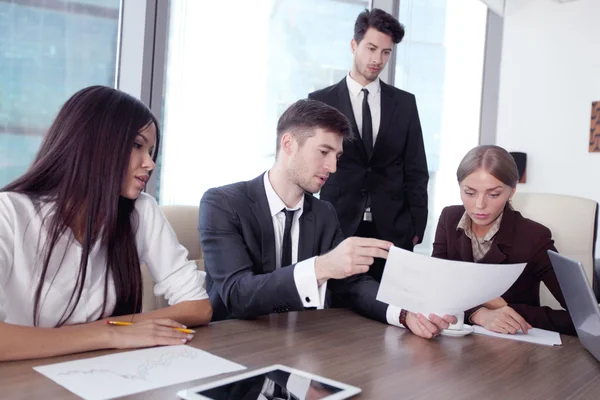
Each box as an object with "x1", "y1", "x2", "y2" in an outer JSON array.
[
  {"x1": 386, "y1": 305, "x2": 406, "y2": 329},
  {"x1": 293, "y1": 257, "x2": 327, "y2": 309}
]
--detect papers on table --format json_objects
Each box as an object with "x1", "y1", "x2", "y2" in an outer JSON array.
[
  {"x1": 473, "y1": 326, "x2": 562, "y2": 346},
  {"x1": 34, "y1": 345, "x2": 245, "y2": 400},
  {"x1": 377, "y1": 246, "x2": 526, "y2": 316}
]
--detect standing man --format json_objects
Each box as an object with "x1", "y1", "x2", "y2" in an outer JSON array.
[
  {"x1": 309, "y1": 9, "x2": 429, "y2": 282},
  {"x1": 198, "y1": 99, "x2": 454, "y2": 338}
]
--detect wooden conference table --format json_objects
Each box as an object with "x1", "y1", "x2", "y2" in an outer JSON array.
[{"x1": 2, "y1": 309, "x2": 600, "y2": 399}]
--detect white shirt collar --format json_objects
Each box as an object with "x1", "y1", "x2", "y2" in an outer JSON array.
[
  {"x1": 263, "y1": 171, "x2": 303, "y2": 217},
  {"x1": 346, "y1": 72, "x2": 380, "y2": 98}
]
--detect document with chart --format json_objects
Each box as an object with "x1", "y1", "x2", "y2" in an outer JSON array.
[
  {"x1": 33, "y1": 345, "x2": 245, "y2": 400},
  {"x1": 377, "y1": 246, "x2": 526, "y2": 316}
]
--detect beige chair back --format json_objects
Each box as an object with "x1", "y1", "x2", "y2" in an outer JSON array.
[
  {"x1": 511, "y1": 192, "x2": 598, "y2": 309},
  {"x1": 141, "y1": 205, "x2": 204, "y2": 312},
  {"x1": 160, "y1": 205, "x2": 203, "y2": 263}
]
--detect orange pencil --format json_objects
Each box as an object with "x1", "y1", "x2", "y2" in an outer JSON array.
[{"x1": 106, "y1": 320, "x2": 196, "y2": 334}]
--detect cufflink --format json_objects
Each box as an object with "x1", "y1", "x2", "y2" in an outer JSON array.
[{"x1": 305, "y1": 296, "x2": 311, "y2": 303}]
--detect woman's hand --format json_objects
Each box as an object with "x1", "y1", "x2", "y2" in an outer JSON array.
[
  {"x1": 106, "y1": 318, "x2": 193, "y2": 349},
  {"x1": 472, "y1": 306, "x2": 532, "y2": 334},
  {"x1": 483, "y1": 297, "x2": 508, "y2": 310}
]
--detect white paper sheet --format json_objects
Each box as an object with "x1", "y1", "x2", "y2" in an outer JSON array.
[
  {"x1": 376, "y1": 246, "x2": 526, "y2": 316},
  {"x1": 34, "y1": 345, "x2": 245, "y2": 400},
  {"x1": 473, "y1": 326, "x2": 562, "y2": 346}
]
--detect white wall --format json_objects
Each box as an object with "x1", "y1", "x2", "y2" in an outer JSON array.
[{"x1": 496, "y1": 0, "x2": 600, "y2": 236}]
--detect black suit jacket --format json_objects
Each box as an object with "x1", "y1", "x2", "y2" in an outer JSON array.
[
  {"x1": 309, "y1": 78, "x2": 428, "y2": 248},
  {"x1": 433, "y1": 205, "x2": 575, "y2": 335},
  {"x1": 198, "y1": 173, "x2": 389, "y2": 322}
]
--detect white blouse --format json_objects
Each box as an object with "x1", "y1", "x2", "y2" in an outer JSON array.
[{"x1": 0, "y1": 192, "x2": 208, "y2": 327}]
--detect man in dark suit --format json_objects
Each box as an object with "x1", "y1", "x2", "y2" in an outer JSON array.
[
  {"x1": 198, "y1": 99, "x2": 454, "y2": 339},
  {"x1": 309, "y1": 9, "x2": 429, "y2": 282}
]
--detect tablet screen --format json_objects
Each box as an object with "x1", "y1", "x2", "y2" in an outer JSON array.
[{"x1": 196, "y1": 368, "x2": 343, "y2": 399}]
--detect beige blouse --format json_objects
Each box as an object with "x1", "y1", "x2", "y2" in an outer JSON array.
[{"x1": 457, "y1": 212, "x2": 503, "y2": 261}]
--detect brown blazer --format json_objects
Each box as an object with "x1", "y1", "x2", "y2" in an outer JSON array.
[{"x1": 433, "y1": 205, "x2": 575, "y2": 335}]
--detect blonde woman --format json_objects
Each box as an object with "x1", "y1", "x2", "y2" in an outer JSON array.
[{"x1": 432, "y1": 145, "x2": 575, "y2": 335}]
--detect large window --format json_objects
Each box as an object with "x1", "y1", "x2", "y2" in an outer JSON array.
[
  {"x1": 394, "y1": 0, "x2": 487, "y2": 253},
  {"x1": 0, "y1": 0, "x2": 121, "y2": 187},
  {"x1": 159, "y1": 0, "x2": 368, "y2": 205},
  {"x1": 158, "y1": 0, "x2": 488, "y2": 255}
]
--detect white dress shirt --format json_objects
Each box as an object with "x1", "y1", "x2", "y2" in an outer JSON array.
[
  {"x1": 0, "y1": 192, "x2": 208, "y2": 327},
  {"x1": 264, "y1": 172, "x2": 326, "y2": 309},
  {"x1": 263, "y1": 173, "x2": 404, "y2": 328},
  {"x1": 346, "y1": 73, "x2": 381, "y2": 143}
]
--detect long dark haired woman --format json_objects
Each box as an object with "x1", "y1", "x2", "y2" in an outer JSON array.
[{"x1": 0, "y1": 86, "x2": 211, "y2": 361}]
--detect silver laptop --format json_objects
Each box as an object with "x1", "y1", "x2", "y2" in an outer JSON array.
[{"x1": 548, "y1": 250, "x2": 600, "y2": 361}]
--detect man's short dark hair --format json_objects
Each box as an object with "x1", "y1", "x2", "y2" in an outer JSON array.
[
  {"x1": 276, "y1": 99, "x2": 352, "y2": 154},
  {"x1": 354, "y1": 8, "x2": 405, "y2": 44}
]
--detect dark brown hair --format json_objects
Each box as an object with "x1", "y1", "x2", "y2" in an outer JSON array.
[
  {"x1": 276, "y1": 99, "x2": 352, "y2": 155},
  {"x1": 457, "y1": 145, "x2": 519, "y2": 188},
  {"x1": 2, "y1": 86, "x2": 160, "y2": 326},
  {"x1": 354, "y1": 8, "x2": 405, "y2": 44}
]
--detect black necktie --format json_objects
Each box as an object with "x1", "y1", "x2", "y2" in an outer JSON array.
[
  {"x1": 281, "y1": 209, "x2": 296, "y2": 267},
  {"x1": 361, "y1": 88, "x2": 373, "y2": 158}
]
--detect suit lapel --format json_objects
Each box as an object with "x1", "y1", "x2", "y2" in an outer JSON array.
[
  {"x1": 478, "y1": 206, "x2": 515, "y2": 264},
  {"x1": 455, "y1": 229, "x2": 475, "y2": 263},
  {"x1": 247, "y1": 174, "x2": 277, "y2": 273},
  {"x1": 455, "y1": 228, "x2": 507, "y2": 264},
  {"x1": 372, "y1": 81, "x2": 396, "y2": 158},
  {"x1": 298, "y1": 195, "x2": 316, "y2": 262},
  {"x1": 335, "y1": 79, "x2": 368, "y2": 160},
  {"x1": 479, "y1": 243, "x2": 507, "y2": 264}
]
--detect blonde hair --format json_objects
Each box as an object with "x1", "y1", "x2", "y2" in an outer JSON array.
[{"x1": 457, "y1": 145, "x2": 519, "y2": 188}]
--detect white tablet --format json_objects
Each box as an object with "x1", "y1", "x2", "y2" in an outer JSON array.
[{"x1": 177, "y1": 364, "x2": 361, "y2": 400}]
